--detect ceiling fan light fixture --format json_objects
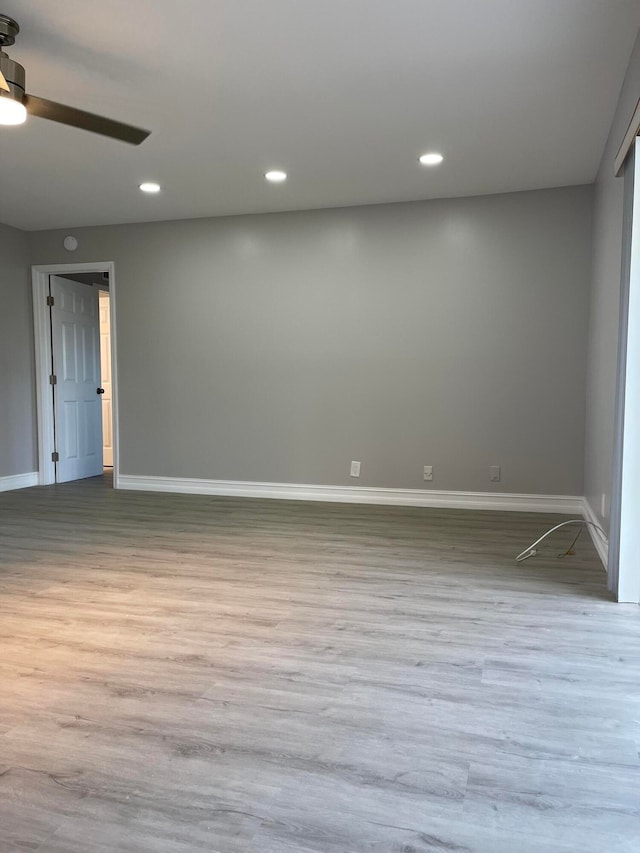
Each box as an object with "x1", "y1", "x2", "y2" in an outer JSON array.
[
  {"x1": 0, "y1": 14, "x2": 150, "y2": 144},
  {"x1": 0, "y1": 93, "x2": 26, "y2": 125}
]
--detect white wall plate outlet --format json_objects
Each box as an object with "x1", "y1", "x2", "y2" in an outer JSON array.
[
  {"x1": 490, "y1": 465, "x2": 501, "y2": 482},
  {"x1": 350, "y1": 461, "x2": 361, "y2": 477},
  {"x1": 423, "y1": 465, "x2": 433, "y2": 481}
]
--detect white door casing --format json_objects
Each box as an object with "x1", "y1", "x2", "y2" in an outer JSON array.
[
  {"x1": 50, "y1": 275, "x2": 103, "y2": 482},
  {"x1": 99, "y1": 291, "x2": 113, "y2": 467},
  {"x1": 614, "y1": 140, "x2": 640, "y2": 604}
]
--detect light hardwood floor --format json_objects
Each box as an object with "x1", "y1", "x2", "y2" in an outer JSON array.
[{"x1": 0, "y1": 475, "x2": 639, "y2": 852}]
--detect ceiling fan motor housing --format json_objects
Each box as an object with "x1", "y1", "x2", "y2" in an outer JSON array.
[
  {"x1": 0, "y1": 53, "x2": 26, "y2": 96},
  {"x1": 0, "y1": 16, "x2": 25, "y2": 102}
]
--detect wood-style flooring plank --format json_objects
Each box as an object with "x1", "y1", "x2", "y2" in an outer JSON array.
[{"x1": 0, "y1": 474, "x2": 638, "y2": 852}]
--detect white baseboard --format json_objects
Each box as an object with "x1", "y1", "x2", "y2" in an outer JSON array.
[
  {"x1": 118, "y1": 474, "x2": 583, "y2": 514},
  {"x1": 0, "y1": 472, "x2": 39, "y2": 493},
  {"x1": 582, "y1": 497, "x2": 609, "y2": 570}
]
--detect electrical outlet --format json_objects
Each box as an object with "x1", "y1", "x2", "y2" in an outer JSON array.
[
  {"x1": 423, "y1": 465, "x2": 433, "y2": 481},
  {"x1": 350, "y1": 461, "x2": 361, "y2": 478},
  {"x1": 490, "y1": 465, "x2": 501, "y2": 483}
]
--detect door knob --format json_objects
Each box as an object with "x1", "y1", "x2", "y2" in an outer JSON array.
[{"x1": 97, "y1": 388, "x2": 105, "y2": 394}]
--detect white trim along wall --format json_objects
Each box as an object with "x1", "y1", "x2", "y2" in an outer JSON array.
[
  {"x1": 583, "y1": 497, "x2": 610, "y2": 570},
  {"x1": 31, "y1": 262, "x2": 120, "y2": 488},
  {"x1": 121, "y1": 476, "x2": 591, "y2": 513},
  {"x1": 118, "y1": 474, "x2": 584, "y2": 513},
  {"x1": 0, "y1": 473, "x2": 39, "y2": 492}
]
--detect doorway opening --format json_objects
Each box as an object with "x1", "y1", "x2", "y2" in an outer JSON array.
[{"x1": 31, "y1": 262, "x2": 118, "y2": 487}]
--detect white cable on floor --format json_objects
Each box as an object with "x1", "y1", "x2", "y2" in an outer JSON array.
[{"x1": 515, "y1": 519, "x2": 607, "y2": 563}]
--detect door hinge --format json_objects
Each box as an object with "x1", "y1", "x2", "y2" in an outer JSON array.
[
  {"x1": 49, "y1": 374, "x2": 57, "y2": 385},
  {"x1": 46, "y1": 295, "x2": 54, "y2": 306},
  {"x1": 51, "y1": 451, "x2": 59, "y2": 463}
]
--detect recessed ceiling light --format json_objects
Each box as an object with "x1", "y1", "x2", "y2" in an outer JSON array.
[
  {"x1": 0, "y1": 96, "x2": 27, "y2": 125},
  {"x1": 419, "y1": 152, "x2": 444, "y2": 166},
  {"x1": 139, "y1": 181, "x2": 161, "y2": 193},
  {"x1": 265, "y1": 170, "x2": 287, "y2": 183}
]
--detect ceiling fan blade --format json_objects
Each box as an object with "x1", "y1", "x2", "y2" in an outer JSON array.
[
  {"x1": 0, "y1": 69, "x2": 9, "y2": 92},
  {"x1": 23, "y1": 94, "x2": 150, "y2": 145}
]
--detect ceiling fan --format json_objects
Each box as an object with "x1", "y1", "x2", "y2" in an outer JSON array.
[{"x1": 0, "y1": 14, "x2": 150, "y2": 145}]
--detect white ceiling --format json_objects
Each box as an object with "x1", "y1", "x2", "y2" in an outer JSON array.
[{"x1": 1, "y1": 0, "x2": 639, "y2": 231}]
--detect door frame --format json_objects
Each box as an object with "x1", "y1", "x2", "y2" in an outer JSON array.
[
  {"x1": 609, "y1": 139, "x2": 640, "y2": 604},
  {"x1": 31, "y1": 261, "x2": 120, "y2": 487}
]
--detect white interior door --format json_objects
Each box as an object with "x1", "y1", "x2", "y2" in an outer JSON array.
[
  {"x1": 50, "y1": 276, "x2": 103, "y2": 482},
  {"x1": 99, "y1": 291, "x2": 113, "y2": 466}
]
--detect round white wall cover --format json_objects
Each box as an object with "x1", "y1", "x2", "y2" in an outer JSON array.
[{"x1": 63, "y1": 236, "x2": 78, "y2": 252}]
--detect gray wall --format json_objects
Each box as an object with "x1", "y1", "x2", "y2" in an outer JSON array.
[
  {"x1": 584, "y1": 32, "x2": 640, "y2": 532},
  {"x1": 0, "y1": 222, "x2": 37, "y2": 478},
  {"x1": 28, "y1": 186, "x2": 593, "y2": 494}
]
